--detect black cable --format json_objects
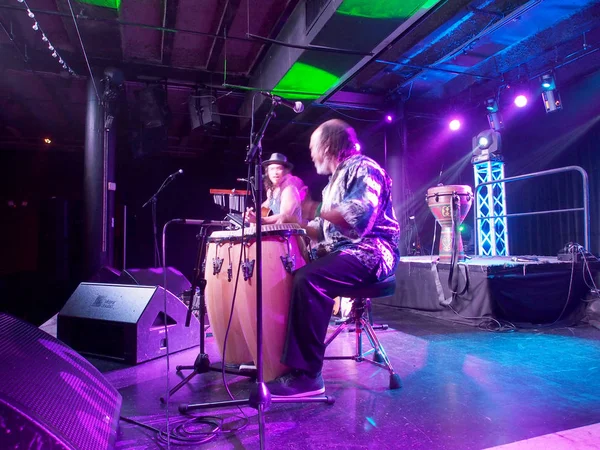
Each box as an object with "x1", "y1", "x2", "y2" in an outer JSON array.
[{"x1": 119, "y1": 414, "x2": 249, "y2": 446}]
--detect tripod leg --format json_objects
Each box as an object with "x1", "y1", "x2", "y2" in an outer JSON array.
[
  {"x1": 160, "y1": 370, "x2": 198, "y2": 403},
  {"x1": 258, "y1": 403, "x2": 266, "y2": 450}
]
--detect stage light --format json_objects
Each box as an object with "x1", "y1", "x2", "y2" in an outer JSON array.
[
  {"x1": 471, "y1": 129, "x2": 502, "y2": 163},
  {"x1": 44, "y1": 138, "x2": 52, "y2": 144},
  {"x1": 540, "y1": 73, "x2": 562, "y2": 113},
  {"x1": 449, "y1": 119, "x2": 461, "y2": 131},
  {"x1": 484, "y1": 98, "x2": 498, "y2": 113},
  {"x1": 355, "y1": 143, "x2": 361, "y2": 151},
  {"x1": 459, "y1": 224, "x2": 465, "y2": 232},
  {"x1": 385, "y1": 114, "x2": 393, "y2": 123},
  {"x1": 541, "y1": 74, "x2": 556, "y2": 91},
  {"x1": 514, "y1": 95, "x2": 528, "y2": 108}
]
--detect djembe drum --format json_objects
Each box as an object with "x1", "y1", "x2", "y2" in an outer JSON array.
[
  {"x1": 234, "y1": 223, "x2": 310, "y2": 382},
  {"x1": 426, "y1": 185, "x2": 473, "y2": 262}
]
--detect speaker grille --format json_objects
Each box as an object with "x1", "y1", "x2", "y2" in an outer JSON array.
[{"x1": 0, "y1": 314, "x2": 122, "y2": 450}]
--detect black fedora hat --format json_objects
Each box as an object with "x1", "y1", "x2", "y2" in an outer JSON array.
[{"x1": 262, "y1": 153, "x2": 293, "y2": 170}]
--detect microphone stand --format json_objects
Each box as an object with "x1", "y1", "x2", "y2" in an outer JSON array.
[
  {"x1": 178, "y1": 100, "x2": 333, "y2": 449},
  {"x1": 143, "y1": 172, "x2": 178, "y2": 267}
]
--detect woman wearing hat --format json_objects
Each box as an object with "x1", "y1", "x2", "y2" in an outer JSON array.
[{"x1": 246, "y1": 153, "x2": 307, "y2": 225}]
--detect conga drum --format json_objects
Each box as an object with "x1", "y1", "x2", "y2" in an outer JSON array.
[
  {"x1": 426, "y1": 185, "x2": 473, "y2": 262},
  {"x1": 235, "y1": 224, "x2": 309, "y2": 382},
  {"x1": 205, "y1": 230, "x2": 254, "y2": 365}
]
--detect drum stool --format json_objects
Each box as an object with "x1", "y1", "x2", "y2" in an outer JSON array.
[{"x1": 324, "y1": 275, "x2": 401, "y2": 390}]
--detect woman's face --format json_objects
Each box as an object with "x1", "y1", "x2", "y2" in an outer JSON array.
[{"x1": 267, "y1": 164, "x2": 286, "y2": 186}]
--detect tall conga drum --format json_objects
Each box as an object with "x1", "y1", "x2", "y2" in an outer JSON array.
[
  {"x1": 426, "y1": 185, "x2": 473, "y2": 262},
  {"x1": 205, "y1": 230, "x2": 254, "y2": 365},
  {"x1": 235, "y1": 224, "x2": 309, "y2": 382}
]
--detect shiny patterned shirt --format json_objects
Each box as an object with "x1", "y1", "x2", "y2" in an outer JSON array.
[{"x1": 309, "y1": 154, "x2": 400, "y2": 280}]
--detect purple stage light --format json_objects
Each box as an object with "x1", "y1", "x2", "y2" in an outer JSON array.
[
  {"x1": 385, "y1": 114, "x2": 393, "y2": 123},
  {"x1": 514, "y1": 95, "x2": 528, "y2": 108},
  {"x1": 449, "y1": 119, "x2": 461, "y2": 131}
]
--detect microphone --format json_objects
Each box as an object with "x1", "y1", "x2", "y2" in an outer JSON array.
[
  {"x1": 260, "y1": 91, "x2": 304, "y2": 114},
  {"x1": 169, "y1": 169, "x2": 183, "y2": 179},
  {"x1": 237, "y1": 177, "x2": 255, "y2": 183}
]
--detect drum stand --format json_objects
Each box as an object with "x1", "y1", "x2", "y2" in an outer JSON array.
[{"x1": 177, "y1": 100, "x2": 333, "y2": 449}]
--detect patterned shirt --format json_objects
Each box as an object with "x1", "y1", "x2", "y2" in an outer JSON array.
[{"x1": 308, "y1": 154, "x2": 400, "y2": 280}]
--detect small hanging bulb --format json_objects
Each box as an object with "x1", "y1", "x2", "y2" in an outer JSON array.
[
  {"x1": 42, "y1": 34, "x2": 48, "y2": 42},
  {"x1": 62, "y1": 63, "x2": 68, "y2": 69},
  {"x1": 52, "y1": 51, "x2": 57, "y2": 58},
  {"x1": 48, "y1": 44, "x2": 54, "y2": 51},
  {"x1": 17, "y1": 0, "x2": 25, "y2": 3},
  {"x1": 27, "y1": 9, "x2": 35, "y2": 19},
  {"x1": 58, "y1": 57, "x2": 63, "y2": 64},
  {"x1": 32, "y1": 22, "x2": 39, "y2": 31}
]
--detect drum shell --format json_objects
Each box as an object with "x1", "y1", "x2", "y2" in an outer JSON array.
[
  {"x1": 425, "y1": 185, "x2": 473, "y2": 262},
  {"x1": 235, "y1": 232, "x2": 308, "y2": 382}
]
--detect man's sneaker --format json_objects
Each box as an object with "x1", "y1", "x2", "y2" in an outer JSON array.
[{"x1": 266, "y1": 371, "x2": 325, "y2": 397}]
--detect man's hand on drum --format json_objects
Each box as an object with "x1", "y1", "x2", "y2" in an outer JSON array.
[{"x1": 245, "y1": 207, "x2": 258, "y2": 223}]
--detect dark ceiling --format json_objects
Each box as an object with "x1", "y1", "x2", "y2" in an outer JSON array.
[{"x1": 1, "y1": 0, "x2": 600, "y2": 155}]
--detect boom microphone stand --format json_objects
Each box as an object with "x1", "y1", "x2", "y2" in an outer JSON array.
[
  {"x1": 142, "y1": 169, "x2": 183, "y2": 267},
  {"x1": 179, "y1": 99, "x2": 333, "y2": 449}
]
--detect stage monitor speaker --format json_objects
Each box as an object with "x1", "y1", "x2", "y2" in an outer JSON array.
[
  {"x1": 57, "y1": 283, "x2": 200, "y2": 365},
  {"x1": 117, "y1": 266, "x2": 191, "y2": 297},
  {"x1": 0, "y1": 313, "x2": 122, "y2": 450}
]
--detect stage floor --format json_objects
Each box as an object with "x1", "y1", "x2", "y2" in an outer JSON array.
[{"x1": 54, "y1": 305, "x2": 600, "y2": 449}]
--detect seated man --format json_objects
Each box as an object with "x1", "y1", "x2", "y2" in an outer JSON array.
[{"x1": 267, "y1": 119, "x2": 400, "y2": 397}]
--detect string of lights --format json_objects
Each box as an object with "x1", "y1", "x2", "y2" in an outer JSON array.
[{"x1": 16, "y1": 0, "x2": 76, "y2": 75}]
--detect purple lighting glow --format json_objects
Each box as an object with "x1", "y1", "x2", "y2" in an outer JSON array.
[
  {"x1": 514, "y1": 95, "x2": 528, "y2": 108},
  {"x1": 385, "y1": 114, "x2": 393, "y2": 123},
  {"x1": 449, "y1": 119, "x2": 461, "y2": 131}
]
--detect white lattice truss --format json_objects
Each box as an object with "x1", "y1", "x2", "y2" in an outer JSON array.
[{"x1": 474, "y1": 161, "x2": 510, "y2": 256}]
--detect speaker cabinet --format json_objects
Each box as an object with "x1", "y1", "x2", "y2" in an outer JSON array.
[
  {"x1": 58, "y1": 283, "x2": 200, "y2": 364},
  {"x1": 0, "y1": 313, "x2": 121, "y2": 450}
]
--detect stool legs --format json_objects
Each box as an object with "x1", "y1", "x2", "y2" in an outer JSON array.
[{"x1": 325, "y1": 298, "x2": 401, "y2": 390}]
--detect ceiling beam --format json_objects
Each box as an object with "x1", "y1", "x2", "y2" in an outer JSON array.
[
  {"x1": 0, "y1": 44, "x2": 248, "y2": 85},
  {"x1": 206, "y1": 0, "x2": 242, "y2": 72},
  {"x1": 160, "y1": 0, "x2": 180, "y2": 66}
]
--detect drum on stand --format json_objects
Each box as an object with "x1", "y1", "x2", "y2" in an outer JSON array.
[
  {"x1": 235, "y1": 224, "x2": 309, "y2": 382},
  {"x1": 205, "y1": 231, "x2": 254, "y2": 365},
  {"x1": 426, "y1": 185, "x2": 473, "y2": 262}
]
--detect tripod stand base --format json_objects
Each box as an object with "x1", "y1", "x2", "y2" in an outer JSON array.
[
  {"x1": 160, "y1": 353, "x2": 257, "y2": 403},
  {"x1": 179, "y1": 393, "x2": 335, "y2": 413}
]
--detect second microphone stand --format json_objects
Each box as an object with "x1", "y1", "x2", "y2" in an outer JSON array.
[{"x1": 178, "y1": 99, "x2": 333, "y2": 449}]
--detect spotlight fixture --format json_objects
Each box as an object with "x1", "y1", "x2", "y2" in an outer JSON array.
[
  {"x1": 514, "y1": 95, "x2": 528, "y2": 108},
  {"x1": 471, "y1": 129, "x2": 502, "y2": 163},
  {"x1": 385, "y1": 114, "x2": 393, "y2": 123},
  {"x1": 484, "y1": 98, "x2": 503, "y2": 130},
  {"x1": 44, "y1": 137, "x2": 52, "y2": 144},
  {"x1": 449, "y1": 119, "x2": 461, "y2": 131},
  {"x1": 540, "y1": 73, "x2": 562, "y2": 113},
  {"x1": 355, "y1": 143, "x2": 361, "y2": 151},
  {"x1": 484, "y1": 98, "x2": 498, "y2": 113}
]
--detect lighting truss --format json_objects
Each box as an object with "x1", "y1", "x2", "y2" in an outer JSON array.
[{"x1": 473, "y1": 161, "x2": 509, "y2": 256}]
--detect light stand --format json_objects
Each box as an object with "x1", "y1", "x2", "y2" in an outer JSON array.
[{"x1": 178, "y1": 99, "x2": 333, "y2": 449}]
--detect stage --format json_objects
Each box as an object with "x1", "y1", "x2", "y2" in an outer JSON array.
[
  {"x1": 381, "y1": 255, "x2": 598, "y2": 327},
  {"x1": 38, "y1": 303, "x2": 600, "y2": 450}
]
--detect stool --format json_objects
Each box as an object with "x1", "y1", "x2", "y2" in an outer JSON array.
[{"x1": 324, "y1": 275, "x2": 401, "y2": 390}]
